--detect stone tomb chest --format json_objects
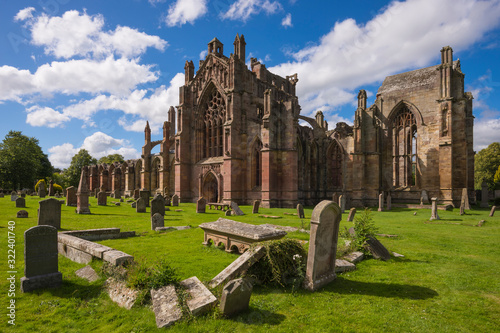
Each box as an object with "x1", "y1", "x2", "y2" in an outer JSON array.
[{"x1": 199, "y1": 218, "x2": 286, "y2": 254}]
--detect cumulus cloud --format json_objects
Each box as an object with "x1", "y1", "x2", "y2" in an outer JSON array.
[
  {"x1": 26, "y1": 106, "x2": 70, "y2": 128},
  {"x1": 281, "y1": 13, "x2": 292, "y2": 27},
  {"x1": 14, "y1": 7, "x2": 35, "y2": 21},
  {"x1": 221, "y1": 0, "x2": 282, "y2": 21},
  {"x1": 199, "y1": 50, "x2": 207, "y2": 59},
  {"x1": 474, "y1": 118, "x2": 500, "y2": 151},
  {"x1": 270, "y1": 0, "x2": 500, "y2": 123},
  {"x1": 48, "y1": 132, "x2": 140, "y2": 169},
  {"x1": 165, "y1": 0, "x2": 208, "y2": 26}
]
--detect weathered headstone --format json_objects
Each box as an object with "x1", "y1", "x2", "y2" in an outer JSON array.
[
  {"x1": 386, "y1": 192, "x2": 392, "y2": 210},
  {"x1": 297, "y1": 203, "x2": 305, "y2": 219},
  {"x1": 180, "y1": 276, "x2": 217, "y2": 316},
  {"x1": 151, "y1": 213, "x2": 164, "y2": 230},
  {"x1": 15, "y1": 197, "x2": 25, "y2": 208},
  {"x1": 460, "y1": 201, "x2": 465, "y2": 215},
  {"x1": 347, "y1": 207, "x2": 356, "y2": 222},
  {"x1": 54, "y1": 192, "x2": 61, "y2": 198},
  {"x1": 66, "y1": 186, "x2": 77, "y2": 206},
  {"x1": 378, "y1": 193, "x2": 384, "y2": 212},
  {"x1": 48, "y1": 180, "x2": 55, "y2": 196},
  {"x1": 481, "y1": 181, "x2": 489, "y2": 208},
  {"x1": 20, "y1": 225, "x2": 62, "y2": 292},
  {"x1": 11, "y1": 191, "x2": 18, "y2": 201},
  {"x1": 97, "y1": 191, "x2": 107, "y2": 206},
  {"x1": 151, "y1": 194, "x2": 166, "y2": 216},
  {"x1": 489, "y1": 206, "x2": 496, "y2": 217},
  {"x1": 171, "y1": 194, "x2": 179, "y2": 206},
  {"x1": 0, "y1": 192, "x2": 4, "y2": 198},
  {"x1": 420, "y1": 190, "x2": 430, "y2": 205},
  {"x1": 75, "y1": 266, "x2": 99, "y2": 282},
  {"x1": 17, "y1": 210, "x2": 28, "y2": 218},
  {"x1": 332, "y1": 193, "x2": 339, "y2": 205},
  {"x1": 230, "y1": 201, "x2": 244, "y2": 216},
  {"x1": 196, "y1": 197, "x2": 206, "y2": 213},
  {"x1": 136, "y1": 197, "x2": 146, "y2": 213},
  {"x1": 113, "y1": 189, "x2": 121, "y2": 200},
  {"x1": 38, "y1": 198, "x2": 62, "y2": 229},
  {"x1": 252, "y1": 200, "x2": 260, "y2": 214},
  {"x1": 133, "y1": 189, "x2": 140, "y2": 200},
  {"x1": 219, "y1": 278, "x2": 253, "y2": 317},
  {"x1": 164, "y1": 195, "x2": 171, "y2": 206},
  {"x1": 38, "y1": 181, "x2": 46, "y2": 198},
  {"x1": 76, "y1": 169, "x2": 91, "y2": 214},
  {"x1": 430, "y1": 197, "x2": 440, "y2": 220},
  {"x1": 304, "y1": 200, "x2": 342, "y2": 291},
  {"x1": 365, "y1": 236, "x2": 391, "y2": 261},
  {"x1": 339, "y1": 195, "x2": 346, "y2": 213},
  {"x1": 139, "y1": 190, "x2": 150, "y2": 207},
  {"x1": 462, "y1": 188, "x2": 470, "y2": 210}
]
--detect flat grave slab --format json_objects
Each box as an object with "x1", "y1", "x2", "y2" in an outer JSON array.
[
  {"x1": 199, "y1": 218, "x2": 286, "y2": 254},
  {"x1": 180, "y1": 276, "x2": 216, "y2": 316},
  {"x1": 151, "y1": 285, "x2": 182, "y2": 328}
]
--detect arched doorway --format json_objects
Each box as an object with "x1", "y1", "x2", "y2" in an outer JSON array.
[{"x1": 203, "y1": 172, "x2": 219, "y2": 203}]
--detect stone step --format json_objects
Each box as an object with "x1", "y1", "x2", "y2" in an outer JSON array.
[
  {"x1": 151, "y1": 285, "x2": 182, "y2": 328},
  {"x1": 180, "y1": 276, "x2": 217, "y2": 316}
]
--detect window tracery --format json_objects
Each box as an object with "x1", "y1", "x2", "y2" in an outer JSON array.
[{"x1": 392, "y1": 105, "x2": 417, "y2": 188}]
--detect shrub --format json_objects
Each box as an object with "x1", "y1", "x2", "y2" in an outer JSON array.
[
  {"x1": 53, "y1": 183, "x2": 63, "y2": 193},
  {"x1": 246, "y1": 239, "x2": 307, "y2": 289},
  {"x1": 353, "y1": 208, "x2": 378, "y2": 254},
  {"x1": 34, "y1": 179, "x2": 46, "y2": 192}
]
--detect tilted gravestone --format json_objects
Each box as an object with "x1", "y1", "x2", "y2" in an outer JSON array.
[
  {"x1": 460, "y1": 200, "x2": 465, "y2": 215},
  {"x1": 378, "y1": 193, "x2": 384, "y2": 212},
  {"x1": 48, "y1": 180, "x2": 55, "y2": 196},
  {"x1": 38, "y1": 182, "x2": 46, "y2": 198},
  {"x1": 38, "y1": 198, "x2": 62, "y2": 229},
  {"x1": 151, "y1": 194, "x2": 166, "y2": 216},
  {"x1": 66, "y1": 186, "x2": 77, "y2": 206},
  {"x1": 140, "y1": 190, "x2": 150, "y2": 207},
  {"x1": 489, "y1": 206, "x2": 496, "y2": 217},
  {"x1": 113, "y1": 189, "x2": 121, "y2": 200},
  {"x1": 164, "y1": 195, "x2": 171, "y2": 206},
  {"x1": 97, "y1": 191, "x2": 107, "y2": 206},
  {"x1": 230, "y1": 201, "x2": 244, "y2": 216},
  {"x1": 171, "y1": 194, "x2": 179, "y2": 206},
  {"x1": 252, "y1": 200, "x2": 260, "y2": 214},
  {"x1": 339, "y1": 195, "x2": 346, "y2": 213},
  {"x1": 20, "y1": 225, "x2": 62, "y2": 292},
  {"x1": 297, "y1": 203, "x2": 305, "y2": 219},
  {"x1": 480, "y1": 181, "x2": 489, "y2": 208},
  {"x1": 197, "y1": 197, "x2": 206, "y2": 213},
  {"x1": 133, "y1": 189, "x2": 140, "y2": 200},
  {"x1": 461, "y1": 188, "x2": 470, "y2": 210},
  {"x1": 219, "y1": 278, "x2": 253, "y2": 317},
  {"x1": 76, "y1": 169, "x2": 91, "y2": 214},
  {"x1": 16, "y1": 197, "x2": 26, "y2": 208},
  {"x1": 386, "y1": 193, "x2": 392, "y2": 211},
  {"x1": 11, "y1": 191, "x2": 18, "y2": 202},
  {"x1": 304, "y1": 200, "x2": 342, "y2": 291},
  {"x1": 151, "y1": 213, "x2": 164, "y2": 230},
  {"x1": 430, "y1": 197, "x2": 440, "y2": 220},
  {"x1": 136, "y1": 197, "x2": 146, "y2": 213},
  {"x1": 347, "y1": 207, "x2": 356, "y2": 222}
]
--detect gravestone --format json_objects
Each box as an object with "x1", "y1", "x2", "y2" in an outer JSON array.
[
  {"x1": 151, "y1": 194, "x2": 166, "y2": 216},
  {"x1": 461, "y1": 188, "x2": 470, "y2": 210},
  {"x1": 420, "y1": 190, "x2": 430, "y2": 205},
  {"x1": 38, "y1": 198, "x2": 62, "y2": 229},
  {"x1": 332, "y1": 193, "x2": 339, "y2": 205},
  {"x1": 133, "y1": 189, "x2": 140, "y2": 200},
  {"x1": 151, "y1": 285, "x2": 182, "y2": 328},
  {"x1": 460, "y1": 200, "x2": 465, "y2": 215},
  {"x1": 297, "y1": 203, "x2": 305, "y2": 219},
  {"x1": 171, "y1": 194, "x2": 179, "y2": 206},
  {"x1": 230, "y1": 201, "x2": 244, "y2": 216},
  {"x1": 480, "y1": 181, "x2": 489, "y2": 208},
  {"x1": 378, "y1": 193, "x2": 384, "y2": 212},
  {"x1": 365, "y1": 236, "x2": 392, "y2": 261},
  {"x1": 20, "y1": 225, "x2": 62, "y2": 292},
  {"x1": 339, "y1": 195, "x2": 346, "y2": 213},
  {"x1": 197, "y1": 197, "x2": 206, "y2": 213},
  {"x1": 489, "y1": 206, "x2": 496, "y2": 217},
  {"x1": 17, "y1": 210, "x2": 28, "y2": 218},
  {"x1": 252, "y1": 200, "x2": 260, "y2": 214},
  {"x1": 136, "y1": 197, "x2": 146, "y2": 213},
  {"x1": 347, "y1": 207, "x2": 356, "y2": 222},
  {"x1": 94, "y1": 188, "x2": 99, "y2": 198},
  {"x1": 54, "y1": 193, "x2": 61, "y2": 198},
  {"x1": 164, "y1": 195, "x2": 171, "y2": 206},
  {"x1": 16, "y1": 197, "x2": 25, "y2": 208},
  {"x1": 219, "y1": 278, "x2": 253, "y2": 317},
  {"x1": 304, "y1": 200, "x2": 342, "y2": 291},
  {"x1": 430, "y1": 197, "x2": 440, "y2": 220},
  {"x1": 151, "y1": 213, "x2": 164, "y2": 230},
  {"x1": 66, "y1": 186, "x2": 77, "y2": 206},
  {"x1": 386, "y1": 193, "x2": 392, "y2": 211},
  {"x1": 113, "y1": 189, "x2": 121, "y2": 200},
  {"x1": 48, "y1": 180, "x2": 55, "y2": 196},
  {"x1": 11, "y1": 191, "x2": 18, "y2": 201},
  {"x1": 225, "y1": 210, "x2": 232, "y2": 216},
  {"x1": 0, "y1": 192, "x2": 4, "y2": 198},
  {"x1": 139, "y1": 190, "x2": 150, "y2": 207},
  {"x1": 76, "y1": 169, "x2": 91, "y2": 214},
  {"x1": 38, "y1": 181, "x2": 46, "y2": 198},
  {"x1": 97, "y1": 191, "x2": 107, "y2": 206}
]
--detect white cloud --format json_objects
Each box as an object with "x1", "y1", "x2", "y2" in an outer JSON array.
[
  {"x1": 26, "y1": 106, "x2": 70, "y2": 128},
  {"x1": 200, "y1": 50, "x2": 207, "y2": 59},
  {"x1": 48, "y1": 132, "x2": 140, "y2": 169},
  {"x1": 165, "y1": 0, "x2": 208, "y2": 26},
  {"x1": 474, "y1": 118, "x2": 500, "y2": 151},
  {"x1": 270, "y1": 0, "x2": 500, "y2": 118},
  {"x1": 29, "y1": 10, "x2": 167, "y2": 59},
  {"x1": 14, "y1": 7, "x2": 35, "y2": 22},
  {"x1": 221, "y1": 0, "x2": 282, "y2": 21},
  {"x1": 281, "y1": 13, "x2": 292, "y2": 27}
]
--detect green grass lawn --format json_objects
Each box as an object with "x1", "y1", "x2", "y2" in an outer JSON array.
[{"x1": 1, "y1": 195, "x2": 499, "y2": 332}]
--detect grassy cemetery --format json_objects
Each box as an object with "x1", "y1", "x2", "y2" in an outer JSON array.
[{"x1": 1, "y1": 194, "x2": 499, "y2": 333}]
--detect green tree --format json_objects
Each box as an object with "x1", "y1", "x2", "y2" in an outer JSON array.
[
  {"x1": 97, "y1": 154, "x2": 124, "y2": 165},
  {"x1": 66, "y1": 149, "x2": 97, "y2": 187},
  {"x1": 475, "y1": 142, "x2": 500, "y2": 190},
  {"x1": 493, "y1": 165, "x2": 500, "y2": 190},
  {"x1": 0, "y1": 131, "x2": 53, "y2": 189}
]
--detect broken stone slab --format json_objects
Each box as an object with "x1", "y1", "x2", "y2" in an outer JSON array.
[
  {"x1": 58, "y1": 234, "x2": 113, "y2": 259},
  {"x1": 60, "y1": 228, "x2": 121, "y2": 241},
  {"x1": 58, "y1": 242, "x2": 93, "y2": 264},
  {"x1": 230, "y1": 201, "x2": 244, "y2": 215},
  {"x1": 180, "y1": 276, "x2": 217, "y2": 316},
  {"x1": 343, "y1": 251, "x2": 364, "y2": 264},
  {"x1": 365, "y1": 236, "x2": 392, "y2": 261},
  {"x1": 335, "y1": 259, "x2": 356, "y2": 273},
  {"x1": 155, "y1": 226, "x2": 192, "y2": 232},
  {"x1": 102, "y1": 250, "x2": 134, "y2": 266},
  {"x1": 220, "y1": 278, "x2": 253, "y2": 317},
  {"x1": 105, "y1": 277, "x2": 138, "y2": 310},
  {"x1": 209, "y1": 246, "x2": 266, "y2": 289},
  {"x1": 151, "y1": 285, "x2": 182, "y2": 328},
  {"x1": 75, "y1": 266, "x2": 99, "y2": 282},
  {"x1": 258, "y1": 215, "x2": 282, "y2": 219}
]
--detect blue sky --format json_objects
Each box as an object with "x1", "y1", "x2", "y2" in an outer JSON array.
[{"x1": 1, "y1": 0, "x2": 500, "y2": 169}]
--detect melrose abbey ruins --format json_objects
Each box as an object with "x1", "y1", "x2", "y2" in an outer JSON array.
[{"x1": 81, "y1": 35, "x2": 474, "y2": 208}]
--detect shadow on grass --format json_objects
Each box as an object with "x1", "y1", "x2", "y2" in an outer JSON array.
[
  {"x1": 32, "y1": 280, "x2": 103, "y2": 301},
  {"x1": 231, "y1": 306, "x2": 286, "y2": 326},
  {"x1": 86, "y1": 213, "x2": 129, "y2": 217}
]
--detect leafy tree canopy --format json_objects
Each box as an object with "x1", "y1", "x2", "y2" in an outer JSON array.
[
  {"x1": 475, "y1": 142, "x2": 500, "y2": 190},
  {"x1": 97, "y1": 154, "x2": 124, "y2": 165},
  {"x1": 0, "y1": 131, "x2": 53, "y2": 189},
  {"x1": 66, "y1": 149, "x2": 97, "y2": 187}
]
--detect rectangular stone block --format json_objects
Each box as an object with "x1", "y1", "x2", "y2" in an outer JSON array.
[
  {"x1": 60, "y1": 228, "x2": 121, "y2": 241},
  {"x1": 102, "y1": 250, "x2": 134, "y2": 266},
  {"x1": 58, "y1": 242, "x2": 93, "y2": 264},
  {"x1": 58, "y1": 234, "x2": 113, "y2": 259},
  {"x1": 20, "y1": 272, "x2": 62, "y2": 293},
  {"x1": 335, "y1": 259, "x2": 356, "y2": 273},
  {"x1": 151, "y1": 285, "x2": 182, "y2": 328},
  {"x1": 180, "y1": 276, "x2": 217, "y2": 316}
]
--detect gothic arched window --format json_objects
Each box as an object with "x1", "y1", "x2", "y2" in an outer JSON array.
[
  {"x1": 328, "y1": 141, "x2": 343, "y2": 189},
  {"x1": 251, "y1": 140, "x2": 262, "y2": 188},
  {"x1": 197, "y1": 88, "x2": 226, "y2": 161},
  {"x1": 392, "y1": 105, "x2": 417, "y2": 188}
]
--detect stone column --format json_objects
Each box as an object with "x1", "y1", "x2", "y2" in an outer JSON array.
[
  {"x1": 378, "y1": 193, "x2": 384, "y2": 212},
  {"x1": 430, "y1": 197, "x2": 440, "y2": 220}
]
